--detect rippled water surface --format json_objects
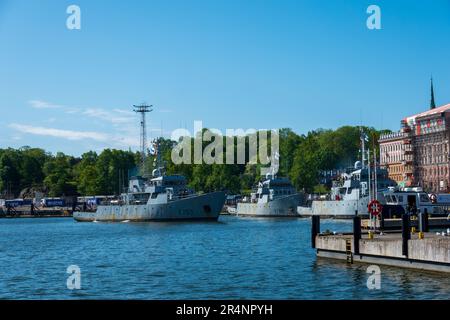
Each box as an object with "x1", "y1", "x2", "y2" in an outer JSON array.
[{"x1": 0, "y1": 216, "x2": 448, "y2": 299}]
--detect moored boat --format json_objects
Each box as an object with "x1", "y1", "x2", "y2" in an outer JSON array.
[{"x1": 235, "y1": 174, "x2": 303, "y2": 217}]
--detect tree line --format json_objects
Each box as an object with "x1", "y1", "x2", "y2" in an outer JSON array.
[{"x1": 0, "y1": 126, "x2": 389, "y2": 198}]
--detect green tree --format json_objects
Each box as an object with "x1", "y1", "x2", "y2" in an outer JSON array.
[
  {"x1": 74, "y1": 151, "x2": 99, "y2": 195},
  {"x1": 19, "y1": 147, "x2": 49, "y2": 189},
  {"x1": 43, "y1": 152, "x2": 77, "y2": 196},
  {"x1": 290, "y1": 133, "x2": 321, "y2": 193},
  {"x1": 0, "y1": 149, "x2": 21, "y2": 196},
  {"x1": 279, "y1": 128, "x2": 303, "y2": 176}
]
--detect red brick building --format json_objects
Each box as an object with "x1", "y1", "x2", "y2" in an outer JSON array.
[
  {"x1": 380, "y1": 103, "x2": 450, "y2": 193},
  {"x1": 406, "y1": 104, "x2": 450, "y2": 192}
]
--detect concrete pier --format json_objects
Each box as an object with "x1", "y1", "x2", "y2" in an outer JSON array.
[
  {"x1": 362, "y1": 217, "x2": 450, "y2": 230},
  {"x1": 314, "y1": 217, "x2": 450, "y2": 273}
]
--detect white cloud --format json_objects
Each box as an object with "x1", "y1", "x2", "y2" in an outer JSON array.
[
  {"x1": 113, "y1": 108, "x2": 135, "y2": 115},
  {"x1": 28, "y1": 99, "x2": 137, "y2": 125},
  {"x1": 11, "y1": 135, "x2": 22, "y2": 141},
  {"x1": 28, "y1": 100, "x2": 63, "y2": 109},
  {"x1": 22, "y1": 99, "x2": 161, "y2": 149},
  {"x1": 112, "y1": 135, "x2": 139, "y2": 147},
  {"x1": 9, "y1": 123, "x2": 109, "y2": 142},
  {"x1": 83, "y1": 108, "x2": 135, "y2": 124},
  {"x1": 28, "y1": 99, "x2": 81, "y2": 114},
  {"x1": 65, "y1": 107, "x2": 81, "y2": 114},
  {"x1": 9, "y1": 123, "x2": 140, "y2": 148}
]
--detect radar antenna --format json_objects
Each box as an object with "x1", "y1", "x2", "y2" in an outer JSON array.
[{"x1": 133, "y1": 103, "x2": 153, "y2": 176}]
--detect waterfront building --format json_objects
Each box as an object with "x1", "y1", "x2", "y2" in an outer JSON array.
[
  {"x1": 379, "y1": 126, "x2": 414, "y2": 187},
  {"x1": 379, "y1": 79, "x2": 450, "y2": 193},
  {"x1": 406, "y1": 103, "x2": 450, "y2": 192}
]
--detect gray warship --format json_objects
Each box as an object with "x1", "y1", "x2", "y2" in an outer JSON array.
[
  {"x1": 297, "y1": 131, "x2": 396, "y2": 218},
  {"x1": 74, "y1": 104, "x2": 225, "y2": 222},
  {"x1": 235, "y1": 173, "x2": 303, "y2": 217},
  {"x1": 73, "y1": 168, "x2": 226, "y2": 222},
  {"x1": 297, "y1": 162, "x2": 396, "y2": 218}
]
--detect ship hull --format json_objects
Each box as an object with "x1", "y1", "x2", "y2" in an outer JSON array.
[
  {"x1": 297, "y1": 197, "x2": 371, "y2": 218},
  {"x1": 235, "y1": 194, "x2": 302, "y2": 217},
  {"x1": 73, "y1": 191, "x2": 226, "y2": 222}
]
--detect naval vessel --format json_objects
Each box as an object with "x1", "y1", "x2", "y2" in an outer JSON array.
[
  {"x1": 74, "y1": 104, "x2": 225, "y2": 222},
  {"x1": 73, "y1": 168, "x2": 226, "y2": 222},
  {"x1": 297, "y1": 130, "x2": 397, "y2": 218},
  {"x1": 235, "y1": 174, "x2": 303, "y2": 217},
  {"x1": 297, "y1": 161, "x2": 396, "y2": 218}
]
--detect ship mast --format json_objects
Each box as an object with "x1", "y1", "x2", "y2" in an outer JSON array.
[
  {"x1": 360, "y1": 127, "x2": 367, "y2": 169},
  {"x1": 133, "y1": 103, "x2": 153, "y2": 177}
]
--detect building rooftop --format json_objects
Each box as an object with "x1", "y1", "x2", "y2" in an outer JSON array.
[{"x1": 405, "y1": 103, "x2": 450, "y2": 125}]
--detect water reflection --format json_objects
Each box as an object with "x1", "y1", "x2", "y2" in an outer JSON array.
[{"x1": 0, "y1": 216, "x2": 448, "y2": 299}]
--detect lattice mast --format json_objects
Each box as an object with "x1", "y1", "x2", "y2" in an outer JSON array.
[{"x1": 133, "y1": 103, "x2": 153, "y2": 176}]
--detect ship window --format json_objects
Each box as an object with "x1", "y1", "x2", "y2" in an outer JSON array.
[
  {"x1": 151, "y1": 193, "x2": 158, "y2": 199},
  {"x1": 391, "y1": 195, "x2": 397, "y2": 202},
  {"x1": 398, "y1": 196, "x2": 403, "y2": 203},
  {"x1": 420, "y1": 194, "x2": 430, "y2": 202}
]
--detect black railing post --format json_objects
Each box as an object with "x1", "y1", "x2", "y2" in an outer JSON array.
[
  {"x1": 402, "y1": 214, "x2": 410, "y2": 257},
  {"x1": 380, "y1": 211, "x2": 385, "y2": 230},
  {"x1": 71, "y1": 196, "x2": 77, "y2": 214},
  {"x1": 353, "y1": 216, "x2": 361, "y2": 255},
  {"x1": 419, "y1": 208, "x2": 429, "y2": 232},
  {"x1": 311, "y1": 215, "x2": 320, "y2": 249}
]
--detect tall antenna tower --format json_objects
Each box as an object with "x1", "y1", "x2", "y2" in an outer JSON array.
[{"x1": 133, "y1": 103, "x2": 153, "y2": 176}]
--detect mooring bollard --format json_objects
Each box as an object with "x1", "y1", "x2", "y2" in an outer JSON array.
[
  {"x1": 353, "y1": 216, "x2": 361, "y2": 255},
  {"x1": 419, "y1": 209, "x2": 429, "y2": 232},
  {"x1": 311, "y1": 215, "x2": 320, "y2": 249},
  {"x1": 402, "y1": 214, "x2": 410, "y2": 257}
]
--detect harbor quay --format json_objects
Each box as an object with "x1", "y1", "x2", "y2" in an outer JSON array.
[
  {"x1": 311, "y1": 216, "x2": 450, "y2": 273},
  {"x1": 362, "y1": 216, "x2": 450, "y2": 230},
  {"x1": 0, "y1": 204, "x2": 75, "y2": 218}
]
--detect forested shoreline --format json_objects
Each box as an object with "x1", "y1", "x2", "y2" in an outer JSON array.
[{"x1": 0, "y1": 126, "x2": 389, "y2": 198}]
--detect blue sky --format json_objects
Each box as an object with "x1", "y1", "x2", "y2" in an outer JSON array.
[{"x1": 1, "y1": 0, "x2": 450, "y2": 156}]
